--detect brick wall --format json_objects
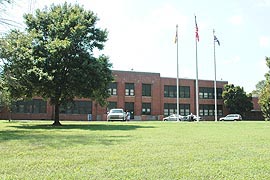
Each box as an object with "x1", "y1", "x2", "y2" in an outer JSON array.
[{"x1": 0, "y1": 70, "x2": 232, "y2": 121}]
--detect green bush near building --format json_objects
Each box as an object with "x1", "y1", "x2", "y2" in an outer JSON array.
[{"x1": 1, "y1": 121, "x2": 270, "y2": 179}]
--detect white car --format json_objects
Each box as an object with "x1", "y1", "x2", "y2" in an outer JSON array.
[
  {"x1": 163, "y1": 114, "x2": 185, "y2": 121},
  {"x1": 186, "y1": 114, "x2": 202, "y2": 121},
  {"x1": 219, "y1": 114, "x2": 242, "y2": 121},
  {"x1": 107, "y1": 109, "x2": 126, "y2": 121}
]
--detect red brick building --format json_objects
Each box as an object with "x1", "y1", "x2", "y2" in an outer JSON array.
[{"x1": 0, "y1": 70, "x2": 229, "y2": 121}]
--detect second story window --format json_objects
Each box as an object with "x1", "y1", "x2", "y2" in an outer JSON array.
[
  {"x1": 164, "y1": 85, "x2": 176, "y2": 98},
  {"x1": 180, "y1": 86, "x2": 190, "y2": 98},
  {"x1": 199, "y1": 87, "x2": 223, "y2": 99},
  {"x1": 125, "y1": 83, "x2": 135, "y2": 96},
  {"x1": 217, "y1": 88, "x2": 223, "y2": 99},
  {"x1": 164, "y1": 85, "x2": 190, "y2": 98},
  {"x1": 142, "y1": 84, "x2": 151, "y2": 96},
  {"x1": 108, "y1": 82, "x2": 117, "y2": 95},
  {"x1": 199, "y1": 87, "x2": 214, "y2": 99}
]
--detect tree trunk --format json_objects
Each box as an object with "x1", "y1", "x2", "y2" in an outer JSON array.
[{"x1": 52, "y1": 103, "x2": 62, "y2": 126}]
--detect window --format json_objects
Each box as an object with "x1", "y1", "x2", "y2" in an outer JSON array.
[
  {"x1": 199, "y1": 87, "x2": 223, "y2": 99},
  {"x1": 164, "y1": 103, "x2": 177, "y2": 116},
  {"x1": 12, "y1": 99, "x2": 47, "y2": 114},
  {"x1": 200, "y1": 104, "x2": 213, "y2": 116},
  {"x1": 199, "y1": 104, "x2": 223, "y2": 116},
  {"x1": 125, "y1": 83, "x2": 135, "y2": 96},
  {"x1": 60, "y1": 101, "x2": 92, "y2": 114},
  {"x1": 218, "y1": 105, "x2": 223, "y2": 116},
  {"x1": 217, "y1": 88, "x2": 223, "y2": 99},
  {"x1": 142, "y1": 103, "x2": 151, "y2": 115},
  {"x1": 164, "y1": 104, "x2": 191, "y2": 116},
  {"x1": 180, "y1": 86, "x2": 190, "y2": 98},
  {"x1": 164, "y1": 85, "x2": 176, "y2": 98},
  {"x1": 107, "y1": 102, "x2": 117, "y2": 111},
  {"x1": 199, "y1": 87, "x2": 214, "y2": 99},
  {"x1": 108, "y1": 82, "x2": 117, "y2": 95},
  {"x1": 180, "y1": 104, "x2": 190, "y2": 116},
  {"x1": 164, "y1": 85, "x2": 190, "y2": 98},
  {"x1": 142, "y1": 84, "x2": 151, "y2": 96}
]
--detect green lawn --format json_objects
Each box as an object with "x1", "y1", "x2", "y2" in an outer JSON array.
[{"x1": 1, "y1": 120, "x2": 270, "y2": 179}]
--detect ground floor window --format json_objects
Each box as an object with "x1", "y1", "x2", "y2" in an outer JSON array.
[
  {"x1": 107, "y1": 101, "x2": 117, "y2": 111},
  {"x1": 60, "y1": 101, "x2": 92, "y2": 114},
  {"x1": 164, "y1": 103, "x2": 176, "y2": 116},
  {"x1": 180, "y1": 104, "x2": 190, "y2": 116},
  {"x1": 142, "y1": 103, "x2": 151, "y2": 115},
  {"x1": 12, "y1": 99, "x2": 47, "y2": 114},
  {"x1": 164, "y1": 103, "x2": 190, "y2": 116},
  {"x1": 199, "y1": 104, "x2": 223, "y2": 116}
]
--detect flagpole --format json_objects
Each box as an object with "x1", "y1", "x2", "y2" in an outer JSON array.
[
  {"x1": 176, "y1": 24, "x2": 180, "y2": 121},
  {"x1": 195, "y1": 38, "x2": 199, "y2": 122},
  {"x1": 213, "y1": 29, "x2": 218, "y2": 122},
  {"x1": 195, "y1": 16, "x2": 199, "y2": 122}
]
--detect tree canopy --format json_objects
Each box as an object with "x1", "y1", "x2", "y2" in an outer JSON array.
[
  {"x1": 252, "y1": 80, "x2": 266, "y2": 97},
  {"x1": 0, "y1": 3, "x2": 113, "y2": 125},
  {"x1": 222, "y1": 84, "x2": 253, "y2": 116},
  {"x1": 258, "y1": 57, "x2": 270, "y2": 120}
]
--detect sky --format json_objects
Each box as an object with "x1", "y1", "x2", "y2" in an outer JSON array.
[{"x1": 1, "y1": 0, "x2": 270, "y2": 93}]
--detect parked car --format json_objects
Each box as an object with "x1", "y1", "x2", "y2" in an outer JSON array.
[
  {"x1": 107, "y1": 108, "x2": 126, "y2": 121},
  {"x1": 219, "y1": 114, "x2": 242, "y2": 121},
  {"x1": 163, "y1": 114, "x2": 185, "y2": 121},
  {"x1": 186, "y1": 114, "x2": 202, "y2": 121}
]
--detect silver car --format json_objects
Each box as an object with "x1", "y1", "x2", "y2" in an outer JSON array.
[
  {"x1": 219, "y1": 114, "x2": 242, "y2": 121},
  {"x1": 107, "y1": 109, "x2": 126, "y2": 121},
  {"x1": 163, "y1": 114, "x2": 185, "y2": 121}
]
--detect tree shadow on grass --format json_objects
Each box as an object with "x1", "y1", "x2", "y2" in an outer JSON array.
[
  {"x1": 0, "y1": 122, "x2": 155, "y2": 146},
  {"x1": 0, "y1": 129, "x2": 133, "y2": 146},
  {"x1": 9, "y1": 123, "x2": 155, "y2": 131}
]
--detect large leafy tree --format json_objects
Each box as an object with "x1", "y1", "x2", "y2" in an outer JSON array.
[
  {"x1": 259, "y1": 83, "x2": 270, "y2": 120},
  {"x1": 252, "y1": 80, "x2": 266, "y2": 97},
  {"x1": 222, "y1": 84, "x2": 253, "y2": 116},
  {"x1": 0, "y1": 3, "x2": 113, "y2": 125},
  {"x1": 259, "y1": 57, "x2": 270, "y2": 120},
  {"x1": 0, "y1": 74, "x2": 14, "y2": 119}
]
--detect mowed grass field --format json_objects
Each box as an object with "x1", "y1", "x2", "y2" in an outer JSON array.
[{"x1": 1, "y1": 120, "x2": 270, "y2": 179}]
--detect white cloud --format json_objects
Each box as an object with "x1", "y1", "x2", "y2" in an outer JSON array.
[
  {"x1": 259, "y1": 36, "x2": 270, "y2": 47},
  {"x1": 92, "y1": 2, "x2": 190, "y2": 74},
  {"x1": 256, "y1": 0, "x2": 270, "y2": 7},
  {"x1": 148, "y1": 3, "x2": 188, "y2": 31},
  {"x1": 228, "y1": 15, "x2": 243, "y2": 25},
  {"x1": 224, "y1": 56, "x2": 241, "y2": 65},
  {"x1": 259, "y1": 58, "x2": 268, "y2": 74}
]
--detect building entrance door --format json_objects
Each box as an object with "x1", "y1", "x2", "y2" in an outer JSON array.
[{"x1": 125, "y1": 102, "x2": 134, "y2": 119}]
